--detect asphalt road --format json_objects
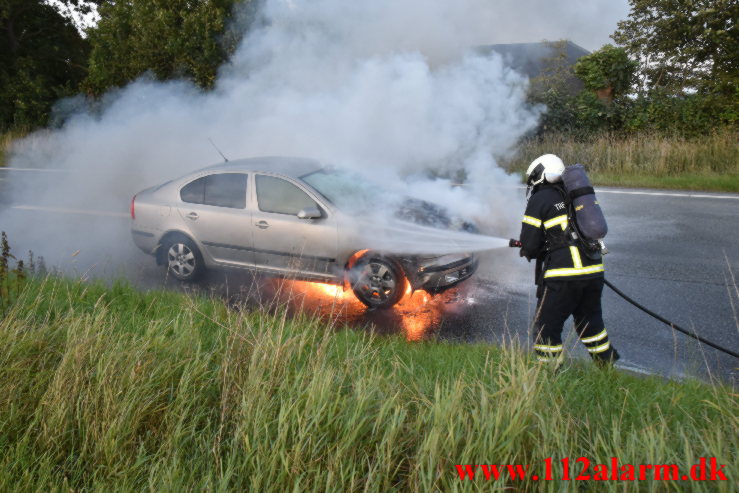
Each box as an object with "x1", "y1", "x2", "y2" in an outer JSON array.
[{"x1": 1, "y1": 172, "x2": 737, "y2": 382}]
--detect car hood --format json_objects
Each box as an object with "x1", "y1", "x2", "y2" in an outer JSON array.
[
  {"x1": 394, "y1": 198, "x2": 478, "y2": 233},
  {"x1": 341, "y1": 215, "x2": 497, "y2": 256}
]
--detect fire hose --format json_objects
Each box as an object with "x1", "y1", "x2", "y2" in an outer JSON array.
[{"x1": 508, "y1": 239, "x2": 739, "y2": 360}]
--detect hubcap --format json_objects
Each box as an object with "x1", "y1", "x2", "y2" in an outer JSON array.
[
  {"x1": 167, "y1": 243, "x2": 196, "y2": 278},
  {"x1": 355, "y1": 261, "x2": 396, "y2": 303}
]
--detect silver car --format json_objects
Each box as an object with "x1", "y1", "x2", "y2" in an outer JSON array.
[{"x1": 130, "y1": 157, "x2": 478, "y2": 308}]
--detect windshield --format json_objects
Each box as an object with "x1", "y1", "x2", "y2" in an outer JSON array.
[
  {"x1": 301, "y1": 167, "x2": 459, "y2": 229},
  {"x1": 301, "y1": 168, "x2": 400, "y2": 214}
]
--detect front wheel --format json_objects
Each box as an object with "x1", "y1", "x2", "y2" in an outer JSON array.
[
  {"x1": 349, "y1": 254, "x2": 406, "y2": 309},
  {"x1": 162, "y1": 235, "x2": 204, "y2": 281}
]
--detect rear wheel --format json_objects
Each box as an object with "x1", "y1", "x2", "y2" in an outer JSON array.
[
  {"x1": 349, "y1": 254, "x2": 406, "y2": 309},
  {"x1": 162, "y1": 235, "x2": 204, "y2": 281}
]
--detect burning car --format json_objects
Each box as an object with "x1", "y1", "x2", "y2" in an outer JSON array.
[{"x1": 130, "y1": 157, "x2": 478, "y2": 308}]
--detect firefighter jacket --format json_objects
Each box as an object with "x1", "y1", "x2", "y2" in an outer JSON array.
[{"x1": 519, "y1": 183, "x2": 604, "y2": 284}]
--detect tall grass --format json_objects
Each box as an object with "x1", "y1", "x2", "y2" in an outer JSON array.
[
  {"x1": 0, "y1": 128, "x2": 28, "y2": 167},
  {"x1": 505, "y1": 129, "x2": 739, "y2": 191},
  {"x1": 1, "y1": 273, "x2": 736, "y2": 491},
  {"x1": 1, "y1": 133, "x2": 11, "y2": 167}
]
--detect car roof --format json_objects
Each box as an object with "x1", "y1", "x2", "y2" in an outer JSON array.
[{"x1": 201, "y1": 156, "x2": 324, "y2": 178}]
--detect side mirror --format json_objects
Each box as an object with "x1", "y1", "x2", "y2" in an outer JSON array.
[{"x1": 297, "y1": 207, "x2": 321, "y2": 219}]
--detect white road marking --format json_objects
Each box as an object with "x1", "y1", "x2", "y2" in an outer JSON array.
[
  {"x1": 12, "y1": 205, "x2": 128, "y2": 218},
  {"x1": 0, "y1": 167, "x2": 68, "y2": 173},
  {"x1": 597, "y1": 189, "x2": 739, "y2": 200},
  {"x1": 5, "y1": 169, "x2": 738, "y2": 199},
  {"x1": 460, "y1": 183, "x2": 739, "y2": 200}
]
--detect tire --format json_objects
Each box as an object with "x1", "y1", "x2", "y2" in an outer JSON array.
[
  {"x1": 349, "y1": 254, "x2": 406, "y2": 309},
  {"x1": 162, "y1": 235, "x2": 205, "y2": 281}
]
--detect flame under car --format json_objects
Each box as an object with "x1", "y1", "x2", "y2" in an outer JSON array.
[{"x1": 130, "y1": 157, "x2": 478, "y2": 308}]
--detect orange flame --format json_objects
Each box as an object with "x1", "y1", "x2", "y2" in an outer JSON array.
[
  {"x1": 282, "y1": 278, "x2": 439, "y2": 341},
  {"x1": 397, "y1": 285, "x2": 434, "y2": 341},
  {"x1": 288, "y1": 280, "x2": 353, "y2": 302}
]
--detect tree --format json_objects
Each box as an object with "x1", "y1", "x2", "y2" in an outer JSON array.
[
  {"x1": 574, "y1": 44, "x2": 637, "y2": 101},
  {"x1": 525, "y1": 41, "x2": 623, "y2": 137},
  {"x1": 85, "y1": 0, "x2": 249, "y2": 95},
  {"x1": 613, "y1": 0, "x2": 738, "y2": 96},
  {"x1": 0, "y1": 0, "x2": 89, "y2": 131}
]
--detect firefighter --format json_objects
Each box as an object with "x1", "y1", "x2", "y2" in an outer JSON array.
[{"x1": 518, "y1": 154, "x2": 620, "y2": 366}]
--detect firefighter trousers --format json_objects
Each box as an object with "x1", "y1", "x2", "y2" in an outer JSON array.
[{"x1": 533, "y1": 277, "x2": 619, "y2": 364}]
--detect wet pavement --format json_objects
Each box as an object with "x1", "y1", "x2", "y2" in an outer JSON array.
[{"x1": 1, "y1": 171, "x2": 737, "y2": 383}]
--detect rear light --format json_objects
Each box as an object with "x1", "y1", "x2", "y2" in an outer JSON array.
[{"x1": 130, "y1": 194, "x2": 136, "y2": 219}]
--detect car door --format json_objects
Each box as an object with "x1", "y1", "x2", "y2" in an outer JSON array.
[
  {"x1": 177, "y1": 172, "x2": 254, "y2": 268},
  {"x1": 251, "y1": 174, "x2": 338, "y2": 278}
]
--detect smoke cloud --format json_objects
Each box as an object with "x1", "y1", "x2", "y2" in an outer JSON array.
[{"x1": 1, "y1": 0, "x2": 622, "y2": 285}]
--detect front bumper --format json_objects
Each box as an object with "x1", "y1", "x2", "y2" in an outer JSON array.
[{"x1": 412, "y1": 255, "x2": 478, "y2": 292}]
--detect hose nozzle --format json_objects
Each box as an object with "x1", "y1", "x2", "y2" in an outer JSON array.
[{"x1": 509, "y1": 239, "x2": 522, "y2": 248}]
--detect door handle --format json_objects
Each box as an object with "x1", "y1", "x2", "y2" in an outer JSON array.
[
  {"x1": 256, "y1": 220, "x2": 270, "y2": 229},
  {"x1": 186, "y1": 212, "x2": 199, "y2": 220}
]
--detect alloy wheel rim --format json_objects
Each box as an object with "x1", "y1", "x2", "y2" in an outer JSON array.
[
  {"x1": 356, "y1": 261, "x2": 396, "y2": 302},
  {"x1": 167, "y1": 243, "x2": 196, "y2": 277}
]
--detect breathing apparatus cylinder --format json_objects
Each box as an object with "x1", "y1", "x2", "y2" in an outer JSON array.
[{"x1": 561, "y1": 164, "x2": 608, "y2": 248}]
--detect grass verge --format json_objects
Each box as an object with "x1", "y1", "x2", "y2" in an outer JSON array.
[
  {"x1": 0, "y1": 129, "x2": 28, "y2": 167},
  {"x1": 1, "y1": 272, "x2": 736, "y2": 491},
  {"x1": 590, "y1": 173, "x2": 739, "y2": 193},
  {"x1": 506, "y1": 130, "x2": 739, "y2": 193},
  {"x1": 1, "y1": 134, "x2": 10, "y2": 167}
]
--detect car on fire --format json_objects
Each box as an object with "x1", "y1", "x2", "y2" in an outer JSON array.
[{"x1": 130, "y1": 157, "x2": 478, "y2": 308}]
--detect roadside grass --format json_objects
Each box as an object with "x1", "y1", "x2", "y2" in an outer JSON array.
[
  {"x1": 0, "y1": 133, "x2": 11, "y2": 167},
  {"x1": 0, "y1": 128, "x2": 28, "y2": 168},
  {"x1": 506, "y1": 130, "x2": 739, "y2": 193},
  {"x1": 590, "y1": 173, "x2": 739, "y2": 193},
  {"x1": 1, "y1": 268, "x2": 736, "y2": 491}
]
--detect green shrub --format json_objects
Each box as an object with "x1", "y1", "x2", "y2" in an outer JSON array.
[{"x1": 574, "y1": 44, "x2": 636, "y2": 97}]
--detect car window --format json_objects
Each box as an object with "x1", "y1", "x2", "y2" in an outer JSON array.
[
  {"x1": 181, "y1": 173, "x2": 247, "y2": 209},
  {"x1": 256, "y1": 175, "x2": 317, "y2": 215},
  {"x1": 205, "y1": 173, "x2": 247, "y2": 209},
  {"x1": 301, "y1": 168, "x2": 399, "y2": 214},
  {"x1": 180, "y1": 177, "x2": 205, "y2": 204}
]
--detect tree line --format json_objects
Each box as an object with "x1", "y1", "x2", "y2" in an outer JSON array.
[
  {"x1": 533, "y1": 0, "x2": 737, "y2": 137},
  {"x1": 1, "y1": 0, "x2": 250, "y2": 132},
  {"x1": 1, "y1": 0, "x2": 736, "y2": 136}
]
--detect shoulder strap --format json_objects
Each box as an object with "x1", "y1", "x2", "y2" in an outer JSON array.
[
  {"x1": 569, "y1": 186, "x2": 594, "y2": 201},
  {"x1": 551, "y1": 183, "x2": 569, "y2": 205}
]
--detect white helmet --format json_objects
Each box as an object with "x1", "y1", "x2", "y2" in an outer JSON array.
[{"x1": 526, "y1": 154, "x2": 565, "y2": 186}]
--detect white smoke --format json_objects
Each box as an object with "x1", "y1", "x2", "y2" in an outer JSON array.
[{"x1": 2, "y1": 0, "x2": 564, "y2": 284}]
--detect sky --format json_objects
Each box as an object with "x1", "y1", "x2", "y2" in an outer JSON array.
[{"x1": 475, "y1": 0, "x2": 632, "y2": 51}]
